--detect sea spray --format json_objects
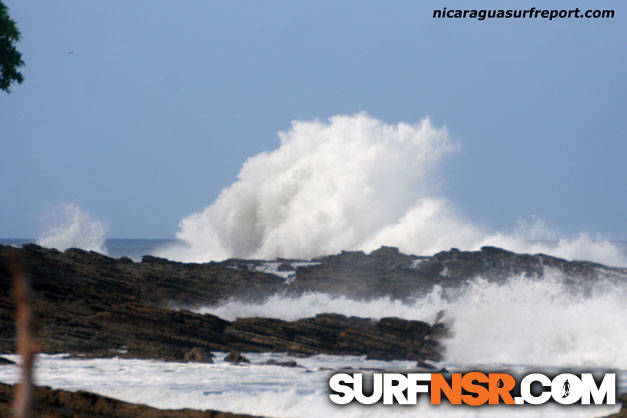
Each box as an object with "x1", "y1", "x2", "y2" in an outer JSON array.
[
  {"x1": 157, "y1": 113, "x2": 627, "y2": 267},
  {"x1": 37, "y1": 203, "x2": 107, "y2": 254},
  {"x1": 198, "y1": 273, "x2": 627, "y2": 369}
]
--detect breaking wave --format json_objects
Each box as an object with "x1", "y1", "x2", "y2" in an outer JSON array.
[
  {"x1": 37, "y1": 204, "x2": 107, "y2": 254},
  {"x1": 199, "y1": 273, "x2": 627, "y2": 369},
  {"x1": 157, "y1": 113, "x2": 626, "y2": 267}
]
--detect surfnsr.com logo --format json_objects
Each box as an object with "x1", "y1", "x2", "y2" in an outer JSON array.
[{"x1": 329, "y1": 372, "x2": 616, "y2": 406}]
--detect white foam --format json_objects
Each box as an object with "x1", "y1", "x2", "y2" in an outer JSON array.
[
  {"x1": 37, "y1": 204, "x2": 107, "y2": 254},
  {"x1": 198, "y1": 273, "x2": 627, "y2": 369},
  {"x1": 156, "y1": 114, "x2": 626, "y2": 267},
  {"x1": 0, "y1": 353, "x2": 621, "y2": 417},
  {"x1": 254, "y1": 261, "x2": 321, "y2": 282}
]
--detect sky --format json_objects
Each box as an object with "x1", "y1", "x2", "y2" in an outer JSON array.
[{"x1": 0, "y1": 0, "x2": 625, "y2": 239}]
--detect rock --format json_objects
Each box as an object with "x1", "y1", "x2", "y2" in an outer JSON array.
[
  {"x1": 0, "y1": 357, "x2": 15, "y2": 365},
  {"x1": 0, "y1": 247, "x2": 447, "y2": 360},
  {"x1": 277, "y1": 263, "x2": 294, "y2": 272},
  {"x1": 289, "y1": 245, "x2": 626, "y2": 299},
  {"x1": 415, "y1": 360, "x2": 436, "y2": 370},
  {"x1": 227, "y1": 313, "x2": 444, "y2": 362},
  {"x1": 184, "y1": 348, "x2": 213, "y2": 363},
  {"x1": 0, "y1": 382, "x2": 260, "y2": 417},
  {"x1": 3, "y1": 243, "x2": 617, "y2": 363},
  {"x1": 604, "y1": 393, "x2": 627, "y2": 417},
  {"x1": 119, "y1": 256, "x2": 134, "y2": 264},
  {"x1": 265, "y1": 359, "x2": 301, "y2": 368},
  {"x1": 430, "y1": 323, "x2": 450, "y2": 338},
  {"x1": 224, "y1": 350, "x2": 249, "y2": 364}
]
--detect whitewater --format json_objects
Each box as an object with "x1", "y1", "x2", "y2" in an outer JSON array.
[
  {"x1": 152, "y1": 113, "x2": 627, "y2": 267},
  {"x1": 33, "y1": 114, "x2": 627, "y2": 267},
  {"x1": 0, "y1": 352, "x2": 623, "y2": 417},
  {"x1": 12, "y1": 113, "x2": 625, "y2": 417},
  {"x1": 2, "y1": 268, "x2": 622, "y2": 416}
]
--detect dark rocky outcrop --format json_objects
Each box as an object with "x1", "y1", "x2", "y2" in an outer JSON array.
[
  {"x1": 184, "y1": 347, "x2": 213, "y2": 363},
  {"x1": 227, "y1": 314, "x2": 442, "y2": 361},
  {"x1": 0, "y1": 382, "x2": 261, "y2": 417},
  {"x1": 1, "y1": 243, "x2": 624, "y2": 362},
  {"x1": 224, "y1": 350, "x2": 249, "y2": 364},
  {"x1": 0, "y1": 244, "x2": 444, "y2": 362},
  {"x1": 286, "y1": 245, "x2": 626, "y2": 299}
]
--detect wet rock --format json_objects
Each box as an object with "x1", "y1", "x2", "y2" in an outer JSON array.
[
  {"x1": 415, "y1": 360, "x2": 436, "y2": 370},
  {"x1": 227, "y1": 313, "x2": 445, "y2": 362},
  {"x1": 3, "y1": 243, "x2": 617, "y2": 363},
  {"x1": 184, "y1": 347, "x2": 213, "y2": 363},
  {"x1": 265, "y1": 359, "x2": 301, "y2": 368},
  {"x1": 0, "y1": 382, "x2": 260, "y2": 417},
  {"x1": 224, "y1": 350, "x2": 249, "y2": 364}
]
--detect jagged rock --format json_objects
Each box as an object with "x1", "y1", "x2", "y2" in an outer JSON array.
[
  {"x1": 184, "y1": 347, "x2": 213, "y2": 363},
  {"x1": 289, "y1": 245, "x2": 626, "y2": 299},
  {"x1": 224, "y1": 350, "x2": 249, "y2": 364},
  {"x1": 2, "y1": 243, "x2": 621, "y2": 363},
  {"x1": 0, "y1": 382, "x2": 260, "y2": 417}
]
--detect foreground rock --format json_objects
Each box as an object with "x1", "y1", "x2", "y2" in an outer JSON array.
[
  {"x1": 0, "y1": 245, "x2": 444, "y2": 361},
  {"x1": 0, "y1": 382, "x2": 260, "y2": 417}
]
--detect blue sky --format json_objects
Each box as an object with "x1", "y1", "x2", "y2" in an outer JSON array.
[{"x1": 0, "y1": 0, "x2": 625, "y2": 239}]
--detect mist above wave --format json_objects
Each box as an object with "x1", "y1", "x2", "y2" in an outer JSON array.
[
  {"x1": 37, "y1": 204, "x2": 107, "y2": 254},
  {"x1": 157, "y1": 113, "x2": 626, "y2": 266}
]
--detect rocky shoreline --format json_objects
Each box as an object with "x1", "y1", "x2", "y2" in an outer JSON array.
[
  {"x1": 1, "y1": 243, "x2": 626, "y2": 415},
  {"x1": 2, "y1": 243, "x2": 626, "y2": 361},
  {"x1": 0, "y1": 244, "x2": 448, "y2": 362}
]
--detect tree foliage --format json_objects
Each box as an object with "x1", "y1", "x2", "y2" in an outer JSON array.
[{"x1": 0, "y1": 1, "x2": 24, "y2": 92}]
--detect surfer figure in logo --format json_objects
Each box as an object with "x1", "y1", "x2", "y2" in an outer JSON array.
[{"x1": 562, "y1": 379, "x2": 570, "y2": 398}]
